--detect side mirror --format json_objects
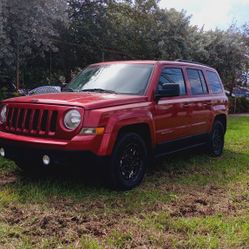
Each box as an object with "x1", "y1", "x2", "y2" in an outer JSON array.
[{"x1": 155, "y1": 83, "x2": 180, "y2": 100}]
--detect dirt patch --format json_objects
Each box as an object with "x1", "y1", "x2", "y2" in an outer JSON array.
[
  {"x1": 0, "y1": 175, "x2": 17, "y2": 186},
  {"x1": 0, "y1": 203, "x2": 122, "y2": 246},
  {"x1": 0, "y1": 183, "x2": 238, "y2": 240},
  {"x1": 169, "y1": 185, "x2": 237, "y2": 217},
  {"x1": 3, "y1": 206, "x2": 26, "y2": 225},
  {"x1": 0, "y1": 176, "x2": 241, "y2": 248},
  {"x1": 0, "y1": 199, "x2": 179, "y2": 248}
]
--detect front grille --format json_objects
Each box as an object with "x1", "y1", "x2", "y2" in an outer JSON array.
[{"x1": 5, "y1": 106, "x2": 58, "y2": 136}]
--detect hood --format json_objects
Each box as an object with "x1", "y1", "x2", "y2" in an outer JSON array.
[{"x1": 4, "y1": 92, "x2": 147, "y2": 110}]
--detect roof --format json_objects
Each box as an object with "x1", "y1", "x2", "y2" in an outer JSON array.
[{"x1": 91, "y1": 60, "x2": 215, "y2": 70}]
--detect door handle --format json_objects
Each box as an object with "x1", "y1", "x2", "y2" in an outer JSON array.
[
  {"x1": 183, "y1": 103, "x2": 190, "y2": 108},
  {"x1": 203, "y1": 102, "x2": 212, "y2": 107}
]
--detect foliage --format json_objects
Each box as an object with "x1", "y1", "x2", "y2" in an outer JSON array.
[
  {"x1": 0, "y1": 0, "x2": 67, "y2": 86},
  {"x1": 229, "y1": 96, "x2": 249, "y2": 113},
  {"x1": 0, "y1": 87, "x2": 8, "y2": 100},
  {"x1": 0, "y1": 0, "x2": 248, "y2": 92},
  {"x1": 192, "y1": 28, "x2": 248, "y2": 94}
]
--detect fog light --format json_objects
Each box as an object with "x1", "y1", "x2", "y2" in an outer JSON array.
[
  {"x1": 0, "y1": 148, "x2": 5, "y2": 157},
  {"x1": 42, "y1": 155, "x2": 50, "y2": 165}
]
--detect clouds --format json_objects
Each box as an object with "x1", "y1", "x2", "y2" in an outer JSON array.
[{"x1": 159, "y1": 0, "x2": 249, "y2": 30}]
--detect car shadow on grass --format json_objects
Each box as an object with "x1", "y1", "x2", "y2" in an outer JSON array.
[
  {"x1": 0, "y1": 145, "x2": 247, "y2": 208},
  {"x1": 148, "y1": 147, "x2": 249, "y2": 186}
]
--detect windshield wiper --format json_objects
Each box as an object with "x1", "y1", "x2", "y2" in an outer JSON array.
[
  {"x1": 62, "y1": 86, "x2": 74, "y2": 92},
  {"x1": 80, "y1": 88, "x2": 117, "y2": 94}
]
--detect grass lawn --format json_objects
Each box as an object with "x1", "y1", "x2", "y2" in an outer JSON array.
[{"x1": 0, "y1": 116, "x2": 249, "y2": 249}]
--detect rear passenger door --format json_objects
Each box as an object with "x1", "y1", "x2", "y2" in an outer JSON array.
[
  {"x1": 186, "y1": 68, "x2": 212, "y2": 135},
  {"x1": 154, "y1": 66, "x2": 192, "y2": 144}
]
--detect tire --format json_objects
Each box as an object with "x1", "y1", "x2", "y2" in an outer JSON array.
[
  {"x1": 108, "y1": 132, "x2": 148, "y2": 190},
  {"x1": 207, "y1": 120, "x2": 225, "y2": 157}
]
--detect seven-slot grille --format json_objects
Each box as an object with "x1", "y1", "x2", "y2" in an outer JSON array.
[{"x1": 5, "y1": 106, "x2": 58, "y2": 136}]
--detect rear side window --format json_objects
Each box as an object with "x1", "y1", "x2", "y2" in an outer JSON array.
[
  {"x1": 207, "y1": 71, "x2": 223, "y2": 94},
  {"x1": 187, "y1": 69, "x2": 208, "y2": 95},
  {"x1": 158, "y1": 68, "x2": 186, "y2": 96}
]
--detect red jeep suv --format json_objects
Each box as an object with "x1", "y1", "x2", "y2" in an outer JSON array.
[{"x1": 0, "y1": 60, "x2": 228, "y2": 190}]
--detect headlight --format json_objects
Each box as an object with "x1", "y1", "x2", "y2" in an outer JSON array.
[
  {"x1": 64, "y1": 110, "x2": 81, "y2": 130},
  {"x1": 0, "y1": 105, "x2": 7, "y2": 124}
]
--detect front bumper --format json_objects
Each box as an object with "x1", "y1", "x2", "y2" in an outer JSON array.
[
  {"x1": 0, "y1": 129, "x2": 114, "y2": 166},
  {"x1": 0, "y1": 130, "x2": 106, "y2": 155},
  {"x1": 0, "y1": 144, "x2": 97, "y2": 166}
]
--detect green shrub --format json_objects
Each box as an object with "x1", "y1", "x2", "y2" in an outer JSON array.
[
  {"x1": 0, "y1": 87, "x2": 19, "y2": 101},
  {"x1": 229, "y1": 96, "x2": 249, "y2": 114},
  {"x1": 0, "y1": 87, "x2": 8, "y2": 101}
]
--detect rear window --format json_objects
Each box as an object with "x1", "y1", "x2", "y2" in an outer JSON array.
[
  {"x1": 187, "y1": 69, "x2": 208, "y2": 95},
  {"x1": 207, "y1": 71, "x2": 223, "y2": 94}
]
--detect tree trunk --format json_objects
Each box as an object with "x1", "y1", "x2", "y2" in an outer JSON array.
[
  {"x1": 49, "y1": 50, "x2": 52, "y2": 84},
  {"x1": 65, "y1": 68, "x2": 72, "y2": 83},
  {"x1": 229, "y1": 76, "x2": 236, "y2": 96},
  {"x1": 16, "y1": 42, "x2": 20, "y2": 91}
]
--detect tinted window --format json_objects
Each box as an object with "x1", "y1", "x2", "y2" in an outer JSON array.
[
  {"x1": 187, "y1": 69, "x2": 208, "y2": 95},
  {"x1": 158, "y1": 68, "x2": 186, "y2": 96},
  {"x1": 207, "y1": 71, "x2": 223, "y2": 94},
  {"x1": 65, "y1": 64, "x2": 154, "y2": 95}
]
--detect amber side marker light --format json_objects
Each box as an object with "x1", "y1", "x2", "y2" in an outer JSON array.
[{"x1": 80, "y1": 127, "x2": 105, "y2": 135}]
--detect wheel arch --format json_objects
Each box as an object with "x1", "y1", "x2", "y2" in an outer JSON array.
[
  {"x1": 214, "y1": 114, "x2": 227, "y2": 133},
  {"x1": 117, "y1": 123, "x2": 153, "y2": 151},
  {"x1": 97, "y1": 121, "x2": 155, "y2": 156}
]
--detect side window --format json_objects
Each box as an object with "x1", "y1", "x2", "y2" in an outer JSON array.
[
  {"x1": 158, "y1": 68, "x2": 186, "y2": 96},
  {"x1": 207, "y1": 71, "x2": 223, "y2": 94},
  {"x1": 187, "y1": 69, "x2": 208, "y2": 95}
]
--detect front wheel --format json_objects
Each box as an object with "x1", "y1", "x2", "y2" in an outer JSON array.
[
  {"x1": 108, "y1": 132, "x2": 148, "y2": 190},
  {"x1": 207, "y1": 120, "x2": 225, "y2": 157}
]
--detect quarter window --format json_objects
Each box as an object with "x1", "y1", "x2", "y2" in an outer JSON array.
[
  {"x1": 187, "y1": 69, "x2": 208, "y2": 95},
  {"x1": 207, "y1": 71, "x2": 223, "y2": 94},
  {"x1": 158, "y1": 68, "x2": 186, "y2": 96}
]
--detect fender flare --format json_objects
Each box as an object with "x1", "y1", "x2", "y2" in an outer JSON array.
[{"x1": 97, "y1": 112, "x2": 155, "y2": 156}]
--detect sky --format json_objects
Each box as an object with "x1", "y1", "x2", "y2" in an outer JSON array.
[{"x1": 159, "y1": 0, "x2": 249, "y2": 30}]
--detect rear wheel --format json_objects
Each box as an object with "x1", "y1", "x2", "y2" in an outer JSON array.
[
  {"x1": 108, "y1": 132, "x2": 148, "y2": 190},
  {"x1": 208, "y1": 120, "x2": 225, "y2": 157}
]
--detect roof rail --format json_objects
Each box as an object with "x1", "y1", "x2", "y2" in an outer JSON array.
[{"x1": 175, "y1": 59, "x2": 209, "y2": 67}]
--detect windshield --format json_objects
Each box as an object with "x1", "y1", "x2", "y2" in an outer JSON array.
[{"x1": 64, "y1": 63, "x2": 154, "y2": 95}]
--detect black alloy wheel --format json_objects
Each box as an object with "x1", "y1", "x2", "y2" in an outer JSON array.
[
  {"x1": 108, "y1": 132, "x2": 148, "y2": 190},
  {"x1": 208, "y1": 120, "x2": 225, "y2": 157}
]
